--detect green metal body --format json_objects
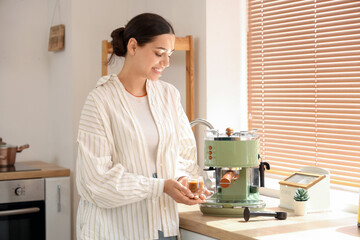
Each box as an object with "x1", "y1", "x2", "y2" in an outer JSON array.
[
  {"x1": 201, "y1": 138, "x2": 265, "y2": 217},
  {"x1": 204, "y1": 139, "x2": 259, "y2": 168},
  {"x1": 220, "y1": 168, "x2": 256, "y2": 201}
]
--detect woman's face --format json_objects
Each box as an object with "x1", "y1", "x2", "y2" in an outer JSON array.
[{"x1": 133, "y1": 34, "x2": 175, "y2": 81}]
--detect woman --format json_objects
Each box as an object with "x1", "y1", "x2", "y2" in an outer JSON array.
[{"x1": 76, "y1": 13, "x2": 207, "y2": 240}]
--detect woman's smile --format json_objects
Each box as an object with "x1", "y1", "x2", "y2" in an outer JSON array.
[{"x1": 153, "y1": 67, "x2": 164, "y2": 74}]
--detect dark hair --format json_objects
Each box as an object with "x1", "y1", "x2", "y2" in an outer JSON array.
[{"x1": 110, "y1": 13, "x2": 175, "y2": 58}]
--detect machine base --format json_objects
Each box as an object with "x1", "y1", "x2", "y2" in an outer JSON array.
[{"x1": 200, "y1": 200, "x2": 266, "y2": 217}]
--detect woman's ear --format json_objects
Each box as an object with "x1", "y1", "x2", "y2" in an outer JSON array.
[{"x1": 127, "y1": 38, "x2": 137, "y2": 56}]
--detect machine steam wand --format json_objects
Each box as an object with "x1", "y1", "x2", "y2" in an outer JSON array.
[
  {"x1": 258, "y1": 154, "x2": 270, "y2": 187},
  {"x1": 190, "y1": 119, "x2": 216, "y2": 187},
  {"x1": 190, "y1": 118, "x2": 215, "y2": 129},
  {"x1": 190, "y1": 118, "x2": 216, "y2": 172}
]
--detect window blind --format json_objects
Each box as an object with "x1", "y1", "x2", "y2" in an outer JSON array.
[{"x1": 247, "y1": 0, "x2": 360, "y2": 188}]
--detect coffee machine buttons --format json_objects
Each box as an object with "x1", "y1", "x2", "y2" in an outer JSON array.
[
  {"x1": 208, "y1": 147, "x2": 214, "y2": 160},
  {"x1": 207, "y1": 145, "x2": 215, "y2": 160}
]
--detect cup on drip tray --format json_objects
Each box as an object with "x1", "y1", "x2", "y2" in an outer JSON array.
[{"x1": 187, "y1": 176, "x2": 204, "y2": 193}]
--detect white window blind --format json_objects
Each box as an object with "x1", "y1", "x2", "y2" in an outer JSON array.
[{"x1": 247, "y1": 0, "x2": 360, "y2": 187}]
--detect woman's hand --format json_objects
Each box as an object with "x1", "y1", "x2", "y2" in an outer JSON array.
[
  {"x1": 163, "y1": 179, "x2": 204, "y2": 205},
  {"x1": 177, "y1": 176, "x2": 212, "y2": 201}
]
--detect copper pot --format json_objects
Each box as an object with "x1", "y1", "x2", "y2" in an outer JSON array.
[{"x1": 0, "y1": 144, "x2": 30, "y2": 166}]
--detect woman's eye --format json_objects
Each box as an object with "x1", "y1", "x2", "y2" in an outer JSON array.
[{"x1": 155, "y1": 53, "x2": 162, "y2": 57}]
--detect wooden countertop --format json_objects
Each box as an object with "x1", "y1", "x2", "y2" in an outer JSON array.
[
  {"x1": 0, "y1": 161, "x2": 70, "y2": 180},
  {"x1": 179, "y1": 196, "x2": 360, "y2": 240}
]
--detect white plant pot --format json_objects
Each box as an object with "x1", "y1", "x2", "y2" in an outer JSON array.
[{"x1": 294, "y1": 201, "x2": 307, "y2": 216}]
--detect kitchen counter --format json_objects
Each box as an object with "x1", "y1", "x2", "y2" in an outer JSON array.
[
  {"x1": 179, "y1": 196, "x2": 360, "y2": 240},
  {"x1": 0, "y1": 161, "x2": 70, "y2": 180}
]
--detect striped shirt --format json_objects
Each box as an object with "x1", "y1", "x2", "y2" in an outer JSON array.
[{"x1": 76, "y1": 74, "x2": 200, "y2": 240}]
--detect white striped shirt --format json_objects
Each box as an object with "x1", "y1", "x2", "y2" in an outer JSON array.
[{"x1": 76, "y1": 74, "x2": 200, "y2": 240}]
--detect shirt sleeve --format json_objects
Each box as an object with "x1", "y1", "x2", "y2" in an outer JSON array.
[
  {"x1": 76, "y1": 93, "x2": 164, "y2": 208},
  {"x1": 173, "y1": 89, "x2": 202, "y2": 179}
]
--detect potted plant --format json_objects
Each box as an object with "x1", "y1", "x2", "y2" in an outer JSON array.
[{"x1": 293, "y1": 188, "x2": 310, "y2": 216}]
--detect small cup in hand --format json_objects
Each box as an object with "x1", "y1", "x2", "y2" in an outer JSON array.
[{"x1": 187, "y1": 176, "x2": 204, "y2": 194}]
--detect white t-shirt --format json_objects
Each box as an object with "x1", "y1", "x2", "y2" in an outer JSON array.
[{"x1": 125, "y1": 91, "x2": 159, "y2": 175}]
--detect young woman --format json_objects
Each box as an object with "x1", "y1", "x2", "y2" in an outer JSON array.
[{"x1": 76, "y1": 13, "x2": 207, "y2": 240}]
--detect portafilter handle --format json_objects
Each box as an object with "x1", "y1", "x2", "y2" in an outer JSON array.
[{"x1": 243, "y1": 207, "x2": 287, "y2": 222}]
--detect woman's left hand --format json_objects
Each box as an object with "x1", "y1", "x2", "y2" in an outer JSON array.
[{"x1": 178, "y1": 176, "x2": 211, "y2": 201}]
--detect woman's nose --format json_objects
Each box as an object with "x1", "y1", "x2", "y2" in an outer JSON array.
[{"x1": 161, "y1": 55, "x2": 170, "y2": 68}]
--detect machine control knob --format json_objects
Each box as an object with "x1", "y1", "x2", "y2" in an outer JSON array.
[
  {"x1": 226, "y1": 128, "x2": 234, "y2": 136},
  {"x1": 15, "y1": 187, "x2": 23, "y2": 196},
  {"x1": 208, "y1": 156, "x2": 212, "y2": 160},
  {"x1": 208, "y1": 146, "x2": 212, "y2": 150},
  {"x1": 208, "y1": 151, "x2": 212, "y2": 155}
]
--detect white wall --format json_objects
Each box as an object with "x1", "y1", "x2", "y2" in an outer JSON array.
[
  {"x1": 48, "y1": 0, "x2": 73, "y2": 170},
  {"x1": 0, "y1": 0, "x2": 50, "y2": 161},
  {"x1": 1, "y1": 0, "x2": 247, "y2": 239},
  {"x1": 191, "y1": 0, "x2": 247, "y2": 166},
  {"x1": 206, "y1": 0, "x2": 246, "y2": 131}
]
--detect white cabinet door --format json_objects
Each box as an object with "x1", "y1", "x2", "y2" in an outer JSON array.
[
  {"x1": 45, "y1": 176, "x2": 71, "y2": 240},
  {"x1": 180, "y1": 229, "x2": 218, "y2": 240}
]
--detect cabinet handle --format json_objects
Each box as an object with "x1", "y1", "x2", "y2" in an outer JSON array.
[{"x1": 57, "y1": 185, "x2": 61, "y2": 212}]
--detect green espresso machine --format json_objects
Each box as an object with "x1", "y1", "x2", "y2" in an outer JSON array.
[{"x1": 200, "y1": 127, "x2": 270, "y2": 217}]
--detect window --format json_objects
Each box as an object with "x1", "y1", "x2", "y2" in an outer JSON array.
[{"x1": 247, "y1": 0, "x2": 360, "y2": 188}]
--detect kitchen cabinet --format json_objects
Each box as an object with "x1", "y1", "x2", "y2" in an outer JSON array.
[
  {"x1": 180, "y1": 229, "x2": 217, "y2": 240},
  {"x1": 0, "y1": 161, "x2": 71, "y2": 240},
  {"x1": 45, "y1": 176, "x2": 71, "y2": 240}
]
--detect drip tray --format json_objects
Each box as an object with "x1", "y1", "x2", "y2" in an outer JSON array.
[
  {"x1": 200, "y1": 200, "x2": 266, "y2": 217},
  {"x1": 205, "y1": 199, "x2": 263, "y2": 204}
]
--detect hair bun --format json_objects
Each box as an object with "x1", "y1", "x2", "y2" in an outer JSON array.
[
  {"x1": 111, "y1": 27, "x2": 126, "y2": 57},
  {"x1": 111, "y1": 27, "x2": 125, "y2": 39}
]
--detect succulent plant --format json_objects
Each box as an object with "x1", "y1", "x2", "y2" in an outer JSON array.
[{"x1": 293, "y1": 188, "x2": 310, "y2": 201}]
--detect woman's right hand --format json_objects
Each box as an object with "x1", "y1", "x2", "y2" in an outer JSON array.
[{"x1": 163, "y1": 179, "x2": 204, "y2": 205}]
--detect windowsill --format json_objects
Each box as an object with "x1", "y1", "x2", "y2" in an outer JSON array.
[{"x1": 259, "y1": 174, "x2": 359, "y2": 214}]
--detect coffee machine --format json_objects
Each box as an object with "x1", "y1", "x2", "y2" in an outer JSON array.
[{"x1": 199, "y1": 126, "x2": 270, "y2": 217}]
